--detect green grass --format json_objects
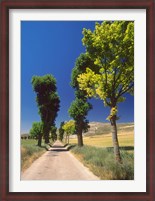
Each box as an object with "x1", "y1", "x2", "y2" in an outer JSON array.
[
  {"x1": 71, "y1": 145, "x2": 134, "y2": 180},
  {"x1": 21, "y1": 139, "x2": 51, "y2": 172}
]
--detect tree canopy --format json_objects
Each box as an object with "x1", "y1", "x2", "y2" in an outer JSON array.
[
  {"x1": 69, "y1": 98, "x2": 92, "y2": 123},
  {"x1": 78, "y1": 21, "x2": 134, "y2": 109},
  {"x1": 63, "y1": 120, "x2": 75, "y2": 135},
  {"x1": 62, "y1": 120, "x2": 75, "y2": 144},
  {"x1": 30, "y1": 122, "x2": 43, "y2": 146}
]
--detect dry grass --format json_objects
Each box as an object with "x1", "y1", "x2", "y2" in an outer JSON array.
[
  {"x1": 21, "y1": 139, "x2": 47, "y2": 172},
  {"x1": 69, "y1": 123, "x2": 134, "y2": 180},
  {"x1": 21, "y1": 148, "x2": 46, "y2": 172},
  {"x1": 70, "y1": 131, "x2": 134, "y2": 148},
  {"x1": 71, "y1": 145, "x2": 134, "y2": 180}
]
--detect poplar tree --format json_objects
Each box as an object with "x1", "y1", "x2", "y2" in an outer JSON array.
[
  {"x1": 31, "y1": 74, "x2": 60, "y2": 144},
  {"x1": 69, "y1": 54, "x2": 92, "y2": 146}
]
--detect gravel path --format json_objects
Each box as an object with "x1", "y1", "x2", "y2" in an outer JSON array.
[{"x1": 21, "y1": 140, "x2": 99, "y2": 180}]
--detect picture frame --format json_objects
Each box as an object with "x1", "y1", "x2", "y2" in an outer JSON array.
[{"x1": 0, "y1": 0, "x2": 154, "y2": 200}]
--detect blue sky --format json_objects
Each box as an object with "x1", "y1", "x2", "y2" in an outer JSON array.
[{"x1": 21, "y1": 21, "x2": 134, "y2": 133}]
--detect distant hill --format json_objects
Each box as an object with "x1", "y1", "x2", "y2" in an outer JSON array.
[{"x1": 83, "y1": 122, "x2": 134, "y2": 136}]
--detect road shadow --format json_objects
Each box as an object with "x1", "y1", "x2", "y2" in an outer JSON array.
[
  {"x1": 49, "y1": 144, "x2": 76, "y2": 152},
  {"x1": 67, "y1": 144, "x2": 76, "y2": 150},
  {"x1": 63, "y1": 143, "x2": 69, "y2": 147},
  {"x1": 52, "y1": 145, "x2": 65, "y2": 148},
  {"x1": 38, "y1": 145, "x2": 49, "y2": 151},
  {"x1": 120, "y1": 146, "x2": 134, "y2": 151}
]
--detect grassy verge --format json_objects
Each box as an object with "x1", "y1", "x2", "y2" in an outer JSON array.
[
  {"x1": 21, "y1": 139, "x2": 52, "y2": 172},
  {"x1": 71, "y1": 145, "x2": 134, "y2": 180}
]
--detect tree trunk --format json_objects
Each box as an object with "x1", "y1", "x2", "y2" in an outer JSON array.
[
  {"x1": 68, "y1": 135, "x2": 69, "y2": 144},
  {"x1": 110, "y1": 116, "x2": 121, "y2": 162},
  {"x1": 65, "y1": 135, "x2": 67, "y2": 144},
  {"x1": 77, "y1": 127, "x2": 83, "y2": 146},
  {"x1": 44, "y1": 126, "x2": 50, "y2": 144},
  {"x1": 45, "y1": 134, "x2": 49, "y2": 144},
  {"x1": 37, "y1": 134, "x2": 42, "y2": 147}
]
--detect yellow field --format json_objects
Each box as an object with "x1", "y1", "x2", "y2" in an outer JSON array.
[{"x1": 69, "y1": 131, "x2": 134, "y2": 148}]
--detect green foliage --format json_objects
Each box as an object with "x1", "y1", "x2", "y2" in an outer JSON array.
[
  {"x1": 31, "y1": 74, "x2": 60, "y2": 143},
  {"x1": 62, "y1": 120, "x2": 76, "y2": 144},
  {"x1": 59, "y1": 121, "x2": 65, "y2": 141},
  {"x1": 72, "y1": 145, "x2": 134, "y2": 180},
  {"x1": 69, "y1": 98, "x2": 92, "y2": 120},
  {"x1": 30, "y1": 122, "x2": 43, "y2": 146},
  {"x1": 77, "y1": 21, "x2": 134, "y2": 119},
  {"x1": 62, "y1": 120, "x2": 75, "y2": 135},
  {"x1": 71, "y1": 53, "x2": 98, "y2": 90},
  {"x1": 30, "y1": 122, "x2": 43, "y2": 139},
  {"x1": 68, "y1": 98, "x2": 92, "y2": 134},
  {"x1": 31, "y1": 74, "x2": 56, "y2": 96}
]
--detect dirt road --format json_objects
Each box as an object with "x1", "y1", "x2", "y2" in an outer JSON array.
[{"x1": 21, "y1": 140, "x2": 99, "y2": 180}]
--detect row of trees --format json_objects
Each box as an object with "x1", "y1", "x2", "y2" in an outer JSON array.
[{"x1": 30, "y1": 21, "x2": 134, "y2": 163}]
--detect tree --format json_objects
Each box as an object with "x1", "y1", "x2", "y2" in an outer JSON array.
[
  {"x1": 50, "y1": 125, "x2": 57, "y2": 142},
  {"x1": 68, "y1": 98, "x2": 91, "y2": 146},
  {"x1": 30, "y1": 122, "x2": 43, "y2": 146},
  {"x1": 59, "y1": 121, "x2": 65, "y2": 141},
  {"x1": 31, "y1": 74, "x2": 60, "y2": 144},
  {"x1": 62, "y1": 120, "x2": 75, "y2": 144},
  {"x1": 69, "y1": 54, "x2": 92, "y2": 147},
  {"x1": 77, "y1": 21, "x2": 134, "y2": 162}
]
